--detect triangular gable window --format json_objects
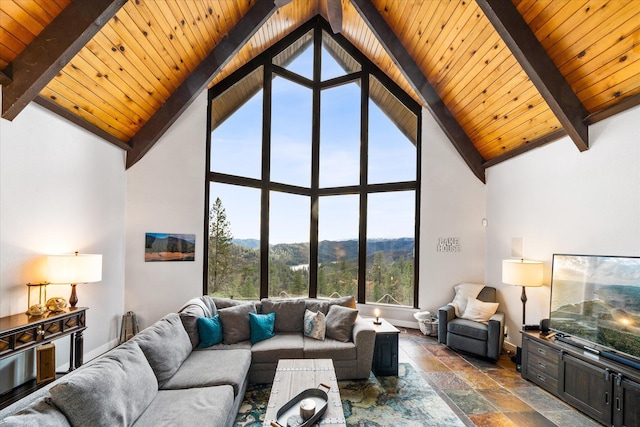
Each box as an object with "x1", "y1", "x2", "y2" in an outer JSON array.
[{"x1": 206, "y1": 17, "x2": 421, "y2": 308}]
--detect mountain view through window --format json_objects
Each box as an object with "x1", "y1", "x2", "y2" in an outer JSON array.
[{"x1": 206, "y1": 22, "x2": 420, "y2": 307}]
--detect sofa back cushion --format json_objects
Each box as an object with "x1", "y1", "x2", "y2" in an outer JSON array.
[
  {"x1": 134, "y1": 313, "x2": 192, "y2": 387},
  {"x1": 0, "y1": 397, "x2": 71, "y2": 427},
  {"x1": 218, "y1": 303, "x2": 257, "y2": 344},
  {"x1": 261, "y1": 299, "x2": 306, "y2": 332},
  {"x1": 178, "y1": 299, "x2": 209, "y2": 348},
  {"x1": 49, "y1": 341, "x2": 157, "y2": 427}
]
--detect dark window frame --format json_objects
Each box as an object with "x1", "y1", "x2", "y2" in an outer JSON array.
[{"x1": 205, "y1": 16, "x2": 421, "y2": 307}]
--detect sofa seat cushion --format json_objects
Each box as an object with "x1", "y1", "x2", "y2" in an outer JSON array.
[
  {"x1": 0, "y1": 397, "x2": 71, "y2": 427},
  {"x1": 447, "y1": 318, "x2": 489, "y2": 341},
  {"x1": 133, "y1": 313, "x2": 193, "y2": 387},
  {"x1": 251, "y1": 333, "x2": 304, "y2": 363},
  {"x1": 133, "y1": 385, "x2": 234, "y2": 427},
  {"x1": 303, "y1": 337, "x2": 357, "y2": 361},
  {"x1": 161, "y1": 349, "x2": 251, "y2": 397},
  {"x1": 49, "y1": 341, "x2": 157, "y2": 427}
]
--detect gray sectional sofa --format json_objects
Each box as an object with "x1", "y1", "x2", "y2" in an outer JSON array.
[{"x1": 0, "y1": 296, "x2": 376, "y2": 426}]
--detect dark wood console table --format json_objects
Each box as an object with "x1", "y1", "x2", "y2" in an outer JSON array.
[
  {"x1": 0, "y1": 307, "x2": 87, "y2": 409},
  {"x1": 0, "y1": 307, "x2": 87, "y2": 369}
]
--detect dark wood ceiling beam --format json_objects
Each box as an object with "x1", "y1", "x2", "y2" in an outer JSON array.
[
  {"x1": 125, "y1": 0, "x2": 277, "y2": 169},
  {"x1": 1, "y1": 0, "x2": 127, "y2": 121},
  {"x1": 0, "y1": 67, "x2": 12, "y2": 86},
  {"x1": 584, "y1": 93, "x2": 640, "y2": 125},
  {"x1": 350, "y1": 0, "x2": 486, "y2": 183},
  {"x1": 477, "y1": 0, "x2": 589, "y2": 153},
  {"x1": 482, "y1": 129, "x2": 567, "y2": 169},
  {"x1": 33, "y1": 96, "x2": 132, "y2": 151}
]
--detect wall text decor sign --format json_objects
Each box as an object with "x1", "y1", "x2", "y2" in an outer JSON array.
[{"x1": 437, "y1": 238, "x2": 460, "y2": 252}]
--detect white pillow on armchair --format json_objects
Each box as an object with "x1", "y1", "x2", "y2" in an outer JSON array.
[
  {"x1": 450, "y1": 283, "x2": 485, "y2": 317},
  {"x1": 461, "y1": 297, "x2": 499, "y2": 323}
]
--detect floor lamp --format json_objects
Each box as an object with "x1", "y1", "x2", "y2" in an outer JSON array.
[{"x1": 502, "y1": 259, "x2": 543, "y2": 329}]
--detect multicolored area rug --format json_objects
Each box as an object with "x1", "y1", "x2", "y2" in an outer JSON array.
[{"x1": 234, "y1": 363, "x2": 465, "y2": 426}]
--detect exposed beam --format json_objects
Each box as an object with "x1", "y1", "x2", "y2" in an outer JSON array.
[
  {"x1": 584, "y1": 93, "x2": 640, "y2": 125},
  {"x1": 125, "y1": 0, "x2": 277, "y2": 169},
  {"x1": 350, "y1": 0, "x2": 486, "y2": 183},
  {"x1": 2, "y1": 0, "x2": 127, "y2": 121},
  {"x1": 33, "y1": 96, "x2": 132, "y2": 151},
  {"x1": 0, "y1": 66, "x2": 12, "y2": 86},
  {"x1": 483, "y1": 129, "x2": 567, "y2": 169},
  {"x1": 477, "y1": 0, "x2": 589, "y2": 153}
]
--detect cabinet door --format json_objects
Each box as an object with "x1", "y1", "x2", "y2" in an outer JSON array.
[
  {"x1": 613, "y1": 376, "x2": 640, "y2": 427},
  {"x1": 373, "y1": 333, "x2": 398, "y2": 376},
  {"x1": 563, "y1": 354, "x2": 612, "y2": 425}
]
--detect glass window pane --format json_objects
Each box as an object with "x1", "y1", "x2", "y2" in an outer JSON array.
[
  {"x1": 368, "y1": 76, "x2": 417, "y2": 184},
  {"x1": 271, "y1": 76, "x2": 312, "y2": 187},
  {"x1": 320, "y1": 82, "x2": 360, "y2": 187},
  {"x1": 273, "y1": 30, "x2": 314, "y2": 80},
  {"x1": 269, "y1": 192, "x2": 310, "y2": 298},
  {"x1": 366, "y1": 191, "x2": 415, "y2": 307},
  {"x1": 321, "y1": 31, "x2": 361, "y2": 81},
  {"x1": 317, "y1": 195, "x2": 359, "y2": 299},
  {"x1": 210, "y1": 67, "x2": 263, "y2": 178},
  {"x1": 207, "y1": 183, "x2": 261, "y2": 300}
]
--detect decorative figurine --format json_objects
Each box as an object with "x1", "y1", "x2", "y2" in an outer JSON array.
[
  {"x1": 46, "y1": 297, "x2": 68, "y2": 312},
  {"x1": 27, "y1": 304, "x2": 47, "y2": 317}
]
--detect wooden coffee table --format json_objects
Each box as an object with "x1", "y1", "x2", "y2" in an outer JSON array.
[{"x1": 263, "y1": 359, "x2": 346, "y2": 426}]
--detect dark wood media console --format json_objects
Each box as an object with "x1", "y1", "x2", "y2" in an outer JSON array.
[{"x1": 521, "y1": 331, "x2": 640, "y2": 426}]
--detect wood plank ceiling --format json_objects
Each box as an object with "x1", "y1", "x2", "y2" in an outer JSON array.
[{"x1": 1, "y1": 0, "x2": 639, "y2": 182}]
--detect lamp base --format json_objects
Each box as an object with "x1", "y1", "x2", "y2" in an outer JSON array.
[{"x1": 69, "y1": 284, "x2": 78, "y2": 308}]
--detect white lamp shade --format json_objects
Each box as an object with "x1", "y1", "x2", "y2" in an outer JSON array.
[
  {"x1": 502, "y1": 259, "x2": 543, "y2": 287},
  {"x1": 48, "y1": 253, "x2": 102, "y2": 284}
]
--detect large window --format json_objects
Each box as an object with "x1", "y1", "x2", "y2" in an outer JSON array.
[{"x1": 206, "y1": 19, "x2": 420, "y2": 307}]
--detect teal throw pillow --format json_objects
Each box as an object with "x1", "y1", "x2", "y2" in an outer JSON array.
[
  {"x1": 197, "y1": 315, "x2": 223, "y2": 348},
  {"x1": 249, "y1": 312, "x2": 276, "y2": 344}
]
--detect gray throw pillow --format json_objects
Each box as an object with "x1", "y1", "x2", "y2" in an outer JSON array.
[
  {"x1": 133, "y1": 313, "x2": 193, "y2": 387},
  {"x1": 218, "y1": 303, "x2": 256, "y2": 344},
  {"x1": 261, "y1": 299, "x2": 306, "y2": 332},
  {"x1": 325, "y1": 305, "x2": 358, "y2": 342},
  {"x1": 49, "y1": 341, "x2": 157, "y2": 427}
]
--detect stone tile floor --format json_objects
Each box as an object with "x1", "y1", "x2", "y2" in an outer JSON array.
[{"x1": 398, "y1": 328, "x2": 602, "y2": 427}]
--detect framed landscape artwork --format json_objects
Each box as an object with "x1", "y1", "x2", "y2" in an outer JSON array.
[{"x1": 145, "y1": 233, "x2": 195, "y2": 262}]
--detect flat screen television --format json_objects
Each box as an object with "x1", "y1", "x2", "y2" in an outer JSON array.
[{"x1": 550, "y1": 254, "x2": 640, "y2": 365}]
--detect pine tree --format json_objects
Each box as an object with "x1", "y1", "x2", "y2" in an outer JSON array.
[{"x1": 208, "y1": 197, "x2": 234, "y2": 295}]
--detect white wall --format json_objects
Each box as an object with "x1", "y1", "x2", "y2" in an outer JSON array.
[
  {"x1": 0, "y1": 100, "x2": 126, "y2": 392},
  {"x1": 418, "y1": 110, "x2": 487, "y2": 310},
  {"x1": 125, "y1": 92, "x2": 207, "y2": 328},
  {"x1": 485, "y1": 105, "x2": 640, "y2": 347}
]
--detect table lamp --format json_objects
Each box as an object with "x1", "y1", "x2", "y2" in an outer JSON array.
[
  {"x1": 47, "y1": 252, "x2": 102, "y2": 307},
  {"x1": 502, "y1": 258, "x2": 543, "y2": 328}
]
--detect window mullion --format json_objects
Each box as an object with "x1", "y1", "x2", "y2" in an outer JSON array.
[
  {"x1": 357, "y1": 71, "x2": 370, "y2": 305},
  {"x1": 260, "y1": 62, "x2": 273, "y2": 300},
  {"x1": 309, "y1": 27, "x2": 322, "y2": 298}
]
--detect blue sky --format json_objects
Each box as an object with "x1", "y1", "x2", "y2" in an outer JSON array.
[{"x1": 211, "y1": 43, "x2": 416, "y2": 244}]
